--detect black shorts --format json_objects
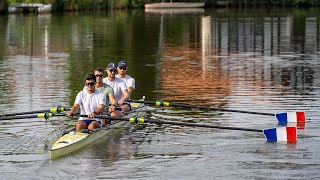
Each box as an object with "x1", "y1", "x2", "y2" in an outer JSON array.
[{"x1": 82, "y1": 119, "x2": 101, "y2": 127}]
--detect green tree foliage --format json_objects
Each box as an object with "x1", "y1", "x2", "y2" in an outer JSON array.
[{"x1": 0, "y1": 0, "x2": 9, "y2": 13}]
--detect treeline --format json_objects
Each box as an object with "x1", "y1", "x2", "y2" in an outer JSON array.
[{"x1": 2, "y1": 0, "x2": 320, "y2": 12}]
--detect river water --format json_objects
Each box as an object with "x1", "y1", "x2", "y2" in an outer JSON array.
[{"x1": 0, "y1": 8, "x2": 319, "y2": 179}]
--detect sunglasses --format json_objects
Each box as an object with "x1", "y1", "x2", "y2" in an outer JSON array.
[
  {"x1": 85, "y1": 82, "x2": 95, "y2": 86},
  {"x1": 95, "y1": 74, "x2": 103, "y2": 77},
  {"x1": 109, "y1": 69, "x2": 117, "y2": 73},
  {"x1": 119, "y1": 67, "x2": 127, "y2": 70}
]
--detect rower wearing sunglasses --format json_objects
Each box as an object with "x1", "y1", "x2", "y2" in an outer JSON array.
[
  {"x1": 103, "y1": 63, "x2": 131, "y2": 114},
  {"x1": 93, "y1": 67, "x2": 122, "y2": 118},
  {"x1": 66, "y1": 73, "x2": 106, "y2": 131},
  {"x1": 116, "y1": 60, "x2": 135, "y2": 99}
]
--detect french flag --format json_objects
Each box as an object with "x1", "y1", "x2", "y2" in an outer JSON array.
[
  {"x1": 263, "y1": 127, "x2": 297, "y2": 143},
  {"x1": 275, "y1": 112, "x2": 306, "y2": 124}
]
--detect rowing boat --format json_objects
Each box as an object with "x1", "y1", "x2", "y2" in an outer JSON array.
[{"x1": 50, "y1": 101, "x2": 146, "y2": 159}]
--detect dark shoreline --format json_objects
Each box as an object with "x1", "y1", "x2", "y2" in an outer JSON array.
[{"x1": 1, "y1": 0, "x2": 320, "y2": 14}]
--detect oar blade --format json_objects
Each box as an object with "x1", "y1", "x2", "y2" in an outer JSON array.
[
  {"x1": 263, "y1": 126, "x2": 297, "y2": 143},
  {"x1": 275, "y1": 112, "x2": 306, "y2": 124}
]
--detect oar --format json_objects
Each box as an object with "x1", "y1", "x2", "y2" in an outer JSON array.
[
  {"x1": 0, "y1": 106, "x2": 70, "y2": 117},
  {"x1": 76, "y1": 115, "x2": 297, "y2": 143},
  {"x1": 127, "y1": 100, "x2": 306, "y2": 124},
  {"x1": 0, "y1": 112, "x2": 66, "y2": 121}
]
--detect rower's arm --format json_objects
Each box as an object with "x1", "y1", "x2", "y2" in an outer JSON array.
[
  {"x1": 127, "y1": 86, "x2": 134, "y2": 95},
  {"x1": 94, "y1": 104, "x2": 105, "y2": 115},
  {"x1": 88, "y1": 104, "x2": 105, "y2": 119},
  {"x1": 66, "y1": 104, "x2": 80, "y2": 117},
  {"x1": 108, "y1": 94, "x2": 117, "y2": 112},
  {"x1": 118, "y1": 89, "x2": 130, "y2": 105},
  {"x1": 109, "y1": 94, "x2": 117, "y2": 106}
]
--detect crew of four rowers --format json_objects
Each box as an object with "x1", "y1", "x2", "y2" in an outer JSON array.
[{"x1": 66, "y1": 61, "x2": 136, "y2": 131}]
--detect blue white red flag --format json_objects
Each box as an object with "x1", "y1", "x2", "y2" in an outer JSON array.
[
  {"x1": 263, "y1": 126, "x2": 297, "y2": 143},
  {"x1": 275, "y1": 112, "x2": 306, "y2": 124}
]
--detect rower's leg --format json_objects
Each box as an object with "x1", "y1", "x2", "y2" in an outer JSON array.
[
  {"x1": 111, "y1": 110, "x2": 122, "y2": 117},
  {"x1": 88, "y1": 121, "x2": 101, "y2": 131},
  {"x1": 121, "y1": 104, "x2": 130, "y2": 112},
  {"x1": 76, "y1": 120, "x2": 87, "y2": 131}
]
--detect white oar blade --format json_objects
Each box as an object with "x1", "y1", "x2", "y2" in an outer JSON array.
[
  {"x1": 263, "y1": 126, "x2": 297, "y2": 143},
  {"x1": 275, "y1": 112, "x2": 306, "y2": 124}
]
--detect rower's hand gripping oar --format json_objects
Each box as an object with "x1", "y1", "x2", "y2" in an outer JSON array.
[
  {"x1": 77, "y1": 114, "x2": 298, "y2": 143},
  {"x1": 0, "y1": 106, "x2": 70, "y2": 118},
  {"x1": 127, "y1": 100, "x2": 306, "y2": 125}
]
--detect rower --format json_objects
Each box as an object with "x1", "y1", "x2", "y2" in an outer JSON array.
[
  {"x1": 103, "y1": 63, "x2": 131, "y2": 114},
  {"x1": 93, "y1": 67, "x2": 122, "y2": 118},
  {"x1": 66, "y1": 73, "x2": 106, "y2": 131},
  {"x1": 116, "y1": 60, "x2": 135, "y2": 99}
]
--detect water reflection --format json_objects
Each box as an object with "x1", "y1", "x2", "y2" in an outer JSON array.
[
  {"x1": 1, "y1": 15, "x2": 70, "y2": 113},
  {"x1": 154, "y1": 10, "x2": 320, "y2": 111}
]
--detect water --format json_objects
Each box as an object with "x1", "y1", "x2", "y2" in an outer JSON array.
[{"x1": 0, "y1": 8, "x2": 320, "y2": 179}]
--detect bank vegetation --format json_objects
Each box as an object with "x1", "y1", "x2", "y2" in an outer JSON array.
[{"x1": 1, "y1": 0, "x2": 320, "y2": 12}]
